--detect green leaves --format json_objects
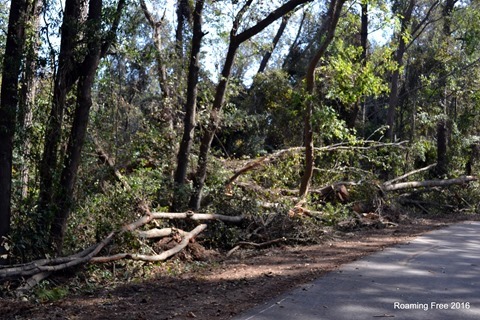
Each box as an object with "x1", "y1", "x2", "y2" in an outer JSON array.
[
  {"x1": 313, "y1": 105, "x2": 354, "y2": 142},
  {"x1": 318, "y1": 40, "x2": 390, "y2": 105}
]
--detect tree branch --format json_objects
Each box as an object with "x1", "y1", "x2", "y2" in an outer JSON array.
[
  {"x1": 383, "y1": 163, "x2": 437, "y2": 186},
  {"x1": 91, "y1": 224, "x2": 207, "y2": 263},
  {"x1": 382, "y1": 176, "x2": 477, "y2": 192}
]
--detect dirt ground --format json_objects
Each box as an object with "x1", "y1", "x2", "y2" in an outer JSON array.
[{"x1": 1, "y1": 213, "x2": 479, "y2": 320}]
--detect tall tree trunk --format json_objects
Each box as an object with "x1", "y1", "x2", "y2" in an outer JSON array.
[
  {"x1": 358, "y1": 2, "x2": 368, "y2": 133},
  {"x1": 385, "y1": 0, "x2": 415, "y2": 141},
  {"x1": 49, "y1": 0, "x2": 103, "y2": 252},
  {"x1": 37, "y1": 0, "x2": 83, "y2": 222},
  {"x1": 282, "y1": 8, "x2": 307, "y2": 75},
  {"x1": 435, "y1": 0, "x2": 457, "y2": 177},
  {"x1": 175, "y1": 0, "x2": 192, "y2": 59},
  {"x1": 360, "y1": 3, "x2": 368, "y2": 62},
  {"x1": 140, "y1": 0, "x2": 173, "y2": 130},
  {"x1": 18, "y1": 0, "x2": 43, "y2": 200},
  {"x1": 173, "y1": 0, "x2": 205, "y2": 210},
  {"x1": 0, "y1": 0, "x2": 28, "y2": 260},
  {"x1": 257, "y1": 15, "x2": 290, "y2": 74},
  {"x1": 50, "y1": 64, "x2": 100, "y2": 252},
  {"x1": 48, "y1": 0, "x2": 125, "y2": 253},
  {"x1": 299, "y1": 0, "x2": 345, "y2": 198},
  {"x1": 327, "y1": 3, "x2": 366, "y2": 130},
  {"x1": 189, "y1": 43, "x2": 238, "y2": 210},
  {"x1": 189, "y1": 0, "x2": 312, "y2": 210}
]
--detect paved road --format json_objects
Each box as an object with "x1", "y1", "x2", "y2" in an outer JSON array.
[{"x1": 234, "y1": 221, "x2": 480, "y2": 320}]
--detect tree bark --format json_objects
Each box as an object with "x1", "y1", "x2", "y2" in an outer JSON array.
[
  {"x1": 0, "y1": 0, "x2": 28, "y2": 260},
  {"x1": 140, "y1": 0, "x2": 173, "y2": 129},
  {"x1": 435, "y1": 0, "x2": 457, "y2": 177},
  {"x1": 175, "y1": 0, "x2": 192, "y2": 59},
  {"x1": 37, "y1": 0, "x2": 83, "y2": 221},
  {"x1": 174, "y1": 0, "x2": 205, "y2": 208},
  {"x1": 189, "y1": 0, "x2": 312, "y2": 210},
  {"x1": 17, "y1": 0, "x2": 43, "y2": 200},
  {"x1": 49, "y1": 0, "x2": 104, "y2": 252},
  {"x1": 299, "y1": 0, "x2": 345, "y2": 198},
  {"x1": 382, "y1": 176, "x2": 477, "y2": 192},
  {"x1": 257, "y1": 15, "x2": 290, "y2": 74},
  {"x1": 356, "y1": 2, "x2": 368, "y2": 132},
  {"x1": 49, "y1": 0, "x2": 126, "y2": 253}
]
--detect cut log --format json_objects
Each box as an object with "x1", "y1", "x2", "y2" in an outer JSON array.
[{"x1": 15, "y1": 272, "x2": 52, "y2": 297}]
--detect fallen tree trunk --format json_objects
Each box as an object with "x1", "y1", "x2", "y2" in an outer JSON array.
[
  {"x1": 0, "y1": 232, "x2": 115, "y2": 279},
  {"x1": 15, "y1": 272, "x2": 52, "y2": 296},
  {"x1": 124, "y1": 211, "x2": 243, "y2": 231},
  {"x1": 226, "y1": 141, "x2": 407, "y2": 187},
  {"x1": 91, "y1": 224, "x2": 207, "y2": 263},
  {"x1": 383, "y1": 163, "x2": 437, "y2": 186},
  {"x1": 150, "y1": 211, "x2": 244, "y2": 223},
  {"x1": 90, "y1": 133, "x2": 132, "y2": 192},
  {"x1": 1, "y1": 204, "x2": 240, "y2": 291},
  {"x1": 382, "y1": 176, "x2": 477, "y2": 192},
  {"x1": 226, "y1": 147, "x2": 304, "y2": 187},
  {"x1": 137, "y1": 227, "x2": 188, "y2": 239}
]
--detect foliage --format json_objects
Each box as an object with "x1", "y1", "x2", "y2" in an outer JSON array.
[
  {"x1": 34, "y1": 281, "x2": 69, "y2": 302},
  {"x1": 0, "y1": 0, "x2": 8, "y2": 70},
  {"x1": 319, "y1": 40, "x2": 391, "y2": 106},
  {"x1": 3, "y1": 0, "x2": 480, "y2": 293}
]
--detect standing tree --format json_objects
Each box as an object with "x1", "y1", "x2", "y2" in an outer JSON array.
[
  {"x1": 37, "y1": 0, "x2": 87, "y2": 226},
  {"x1": 140, "y1": 0, "x2": 174, "y2": 131},
  {"x1": 0, "y1": 0, "x2": 28, "y2": 259},
  {"x1": 174, "y1": 0, "x2": 205, "y2": 209},
  {"x1": 435, "y1": 0, "x2": 457, "y2": 177},
  {"x1": 189, "y1": 0, "x2": 313, "y2": 210},
  {"x1": 33, "y1": 0, "x2": 125, "y2": 252},
  {"x1": 299, "y1": 0, "x2": 346, "y2": 198},
  {"x1": 17, "y1": 0, "x2": 44, "y2": 200},
  {"x1": 175, "y1": 0, "x2": 193, "y2": 59},
  {"x1": 385, "y1": 0, "x2": 416, "y2": 141},
  {"x1": 49, "y1": 0, "x2": 126, "y2": 252},
  {"x1": 257, "y1": 14, "x2": 291, "y2": 75}
]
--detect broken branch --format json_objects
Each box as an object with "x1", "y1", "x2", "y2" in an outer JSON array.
[
  {"x1": 226, "y1": 141, "x2": 407, "y2": 187},
  {"x1": 384, "y1": 163, "x2": 437, "y2": 186},
  {"x1": 149, "y1": 211, "x2": 244, "y2": 223},
  {"x1": 136, "y1": 227, "x2": 187, "y2": 239},
  {"x1": 91, "y1": 224, "x2": 207, "y2": 263},
  {"x1": 382, "y1": 176, "x2": 477, "y2": 192}
]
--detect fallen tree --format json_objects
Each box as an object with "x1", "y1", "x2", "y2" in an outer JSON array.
[
  {"x1": 91, "y1": 224, "x2": 207, "y2": 263},
  {"x1": 1, "y1": 207, "x2": 243, "y2": 295},
  {"x1": 225, "y1": 140, "x2": 407, "y2": 188},
  {"x1": 381, "y1": 175, "x2": 477, "y2": 192},
  {"x1": 3, "y1": 157, "x2": 475, "y2": 295}
]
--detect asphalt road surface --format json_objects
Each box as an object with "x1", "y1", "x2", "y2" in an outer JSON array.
[{"x1": 234, "y1": 221, "x2": 480, "y2": 320}]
